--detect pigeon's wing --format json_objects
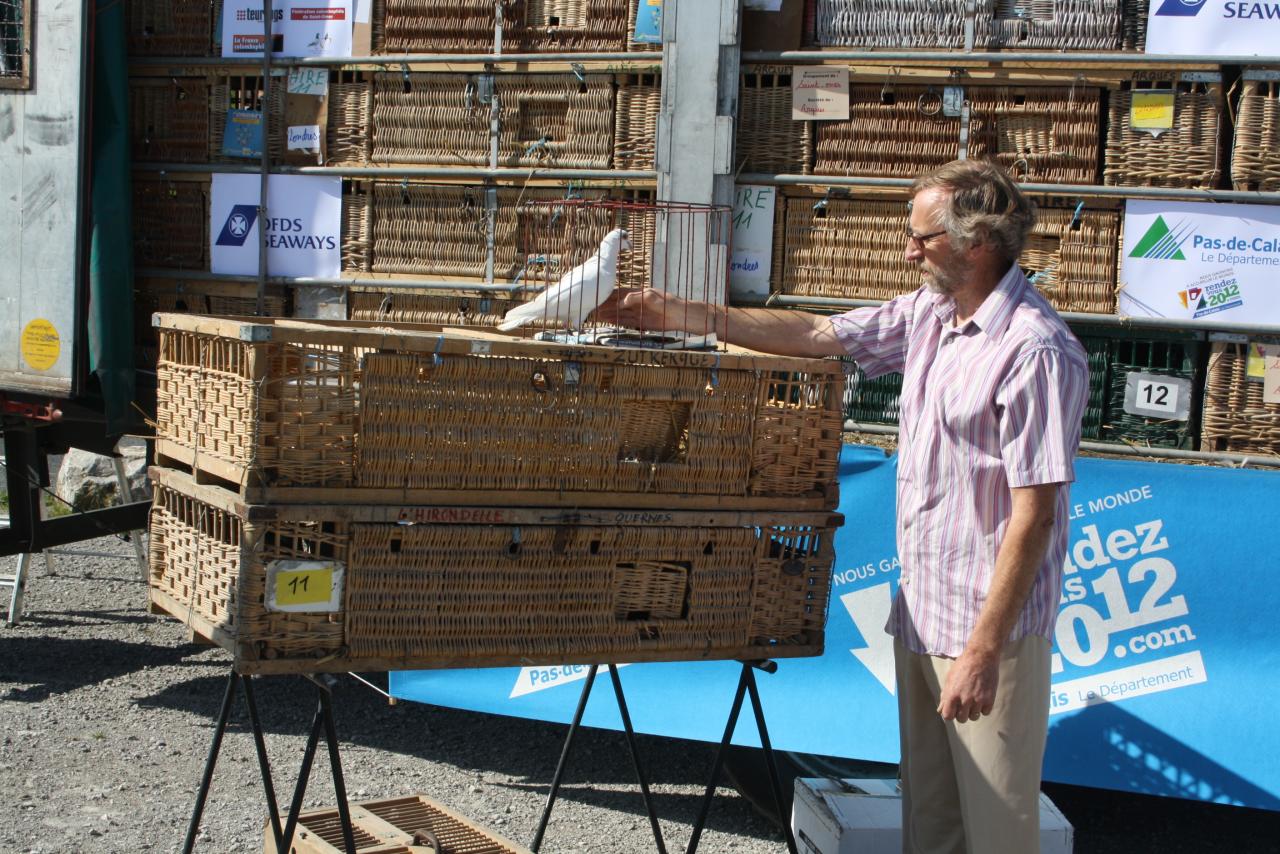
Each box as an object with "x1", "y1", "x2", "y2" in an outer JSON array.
[
  {"x1": 497, "y1": 255, "x2": 600, "y2": 331},
  {"x1": 496, "y1": 292, "x2": 549, "y2": 331}
]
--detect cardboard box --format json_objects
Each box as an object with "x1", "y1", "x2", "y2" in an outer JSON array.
[{"x1": 791, "y1": 777, "x2": 1073, "y2": 854}]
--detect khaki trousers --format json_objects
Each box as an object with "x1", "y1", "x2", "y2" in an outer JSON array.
[{"x1": 894, "y1": 635, "x2": 1051, "y2": 854}]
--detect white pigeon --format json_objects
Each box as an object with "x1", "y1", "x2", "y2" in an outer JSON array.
[{"x1": 499, "y1": 228, "x2": 631, "y2": 332}]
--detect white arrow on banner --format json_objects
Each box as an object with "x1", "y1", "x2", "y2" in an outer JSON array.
[
  {"x1": 840, "y1": 583, "x2": 897, "y2": 695},
  {"x1": 509, "y1": 663, "x2": 632, "y2": 699}
]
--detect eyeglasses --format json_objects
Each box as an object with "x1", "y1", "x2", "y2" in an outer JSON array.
[{"x1": 906, "y1": 226, "x2": 948, "y2": 248}]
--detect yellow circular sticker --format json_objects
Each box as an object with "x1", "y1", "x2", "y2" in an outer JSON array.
[{"x1": 21, "y1": 319, "x2": 61, "y2": 371}]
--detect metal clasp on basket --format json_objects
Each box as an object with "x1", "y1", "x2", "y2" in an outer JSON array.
[
  {"x1": 506, "y1": 527, "x2": 522, "y2": 559},
  {"x1": 705, "y1": 356, "x2": 720, "y2": 397}
]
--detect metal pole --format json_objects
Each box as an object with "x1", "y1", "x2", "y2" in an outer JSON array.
[
  {"x1": 743, "y1": 50, "x2": 1280, "y2": 66},
  {"x1": 133, "y1": 161, "x2": 657, "y2": 181},
  {"x1": 135, "y1": 268, "x2": 530, "y2": 293},
  {"x1": 738, "y1": 293, "x2": 1280, "y2": 338},
  {"x1": 256, "y1": 0, "x2": 275, "y2": 317},
  {"x1": 130, "y1": 52, "x2": 643, "y2": 67},
  {"x1": 735, "y1": 173, "x2": 1280, "y2": 205}
]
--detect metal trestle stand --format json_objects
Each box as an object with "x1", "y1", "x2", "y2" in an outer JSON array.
[
  {"x1": 531, "y1": 660, "x2": 796, "y2": 854},
  {"x1": 182, "y1": 669, "x2": 358, "y2": 854},
  {"x1": 531, "y1": 663, "x2": 669, "y2": 853}
]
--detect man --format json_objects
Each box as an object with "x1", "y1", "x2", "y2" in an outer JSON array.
[{"x1": 602, "y1": 159, "x2": 1088, "y2": 853}]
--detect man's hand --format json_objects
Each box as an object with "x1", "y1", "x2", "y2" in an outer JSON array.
[
  {"x1": 937, "y1": 648, "x2": 999, "y2": 723},
  {"x1": 593, "y1": 287, "x2": 706, "y2": 334}
]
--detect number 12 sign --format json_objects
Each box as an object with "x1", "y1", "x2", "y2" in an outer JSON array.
[{"x1": 1123, "y1": 371, "x2": 1192, "y2": 421}]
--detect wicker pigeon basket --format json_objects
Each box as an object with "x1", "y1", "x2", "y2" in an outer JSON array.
[
  {"x1": 1200, "y1": 339, "x2": 1280, "y2": 456},
  {"x1": 1103, "y1": 74, "x2": 1224, "y2": 189}
]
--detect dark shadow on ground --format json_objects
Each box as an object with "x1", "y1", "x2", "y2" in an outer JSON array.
[
  {"x1": 0, "y1": 635, "x2": 212, "y2": 702},
  {"x1": 136, "y1": 672, "x2": 784, "y2": 844}
]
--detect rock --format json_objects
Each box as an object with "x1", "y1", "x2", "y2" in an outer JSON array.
[{"x1": 53, "y1": 438, "x2": 150, "y2": 511}]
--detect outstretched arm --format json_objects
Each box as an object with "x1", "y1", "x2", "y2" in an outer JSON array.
[{"x1": 596, "y1": 288, "x2": 848, "y2": 358}]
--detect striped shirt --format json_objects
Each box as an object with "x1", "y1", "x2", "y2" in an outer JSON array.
[{"x1": 831, "y1": 265, "x2": 1089, "y2": 657}]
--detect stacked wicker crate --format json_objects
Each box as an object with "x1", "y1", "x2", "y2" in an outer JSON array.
[
  {"x1": 148, "y1": 314, "x2": 846, "y2": 674},
  {"x1": 1201, "y1": 338, "x2": 1280, "y2": 455},
  {"x1": 808, "y1": 0, "x2": 1130, "y2": 51}
]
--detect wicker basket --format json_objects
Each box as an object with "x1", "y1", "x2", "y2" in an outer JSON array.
[
  {"x1": 812, "y1": 0, "x2": 967, "y2": 48},
  {"x1": 371, "y1": 71, "x2": 614, "y2": 168},
  {"x1": 134, "y1": 278, "x2": 289, "y2": 370},
  {"x1": 522, "y1": 0, "x2": 631, "y2": 51},
  {"x1": 1103, "y1": 74, "x2": 1224, "y2": 189},
  {"x1": 776, "y1": 193, "x2": 1118, "y2": 314},
  {"x1": 209, "y1": 75, "x2": 286, "y2": 162},
  {"x1": 371, "y1": 72, "x2": 491, "y2": 166},
  {"x1": 1019, "y1": 202, "x2": 1120, "y2": 315},
  {"x1": 379, "y1": 0, "x2": 515, "y2": 52},
  {"x1": 127, "y1": 0, "x2": 216, "y2": 57},
  {"x1": 1231, "y1": 73, "x2": 1280, "y2": 191},
  {"x1": 327, "y1": 73, "x2": 373, "y2": 165},
  {"x1": 1121, "y1": 0, "x2": 1148, "y2": 51},
  {"x1": 967, "y1": 86, "x2": 1103, "y2": 185},
  {"x1": 813, "y1": 84, "x2": 962, "y2": 178},
  {"x1": 149, "y1": 466, "x2": 839, "y2": 673},
  {"x1": 814, "y1": 83, "x2": 1101, "y2": 182},
  {"x1": 133, "y1": 180, "x2": 208, "y2": 270},
  {"x1": 1200, "y1": 339, "x2": 1280, "y2": 456},
  {"x1": 264, "y1": 795, "x2": 532, "y2": 853},
  {"x1": 986, "y1": 0, "x2": 1122, "y2": 50},
  {"x1": 738, "y1": 68, "x2": 812, "y2": 175},
  {"x1": 497, "y1": 73, "x2": 615, "y2": 168},
  {"x1": 779, "y1": 195, "x2": 917, "y2": 301},
  {"x1": 348, "y1": 289, "x2": 530, "y2": 327},
  {"x1": 614, "y1": 74, "x2": 661, "y2": 170},
  {"x1": 130, "y1": 77, "x2": 210, "y2": 163},
  {"x1": 152, "y1": 314, "x2": 845, "y2": 508},
  {"x1": 341, "y1": 184, "x2": 372, "y2": 273}
]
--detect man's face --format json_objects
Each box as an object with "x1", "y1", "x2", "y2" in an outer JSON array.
[{"x1": 905, "y1": 188, "x2": 965, "y2": 295}]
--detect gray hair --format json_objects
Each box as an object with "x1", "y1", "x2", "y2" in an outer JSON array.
[{"x1": 911, "y1": 160, "x2": 1037, "y2": 265}]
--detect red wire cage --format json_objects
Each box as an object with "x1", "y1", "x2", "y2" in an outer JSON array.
[{"x1": 512, "y1": 197, "x2": 733, "y2": 349}]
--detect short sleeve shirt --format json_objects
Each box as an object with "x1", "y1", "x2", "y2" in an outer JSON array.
[{"x1": 830, "y1": 266, "x2": 1089, "y2": 656}]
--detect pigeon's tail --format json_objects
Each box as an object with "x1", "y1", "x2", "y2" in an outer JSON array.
[{"x1": 497, "y1": 300, "x2": 543, "y2": 331}]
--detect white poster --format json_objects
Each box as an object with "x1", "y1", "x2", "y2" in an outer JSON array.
[
  {"x1": 1146, "y1": 0, "x2": 1280, "y2": 56},
  {"x1": 221, "y1": 0, "x2": 286, "y2": 57},
  {"x1": 283, "y1": 0, "x2": 353, "y2": 57},
  {"x1": 1119, "y1": 199, "x2": 1280, "y2": 324},
  {"x1": 729, "y1": 184, "x2": 777, "y2": 298},
  {"x1": 211, "y1": 173, "x2": 342, "y2": 278}
]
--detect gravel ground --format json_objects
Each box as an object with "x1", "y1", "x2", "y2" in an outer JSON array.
[
  {"x1": 3, "y1": 535, "x2": 1279, "y2": 854},
  {"x1": 0, "y1": 535, "x2": 786, "y2": 854}
]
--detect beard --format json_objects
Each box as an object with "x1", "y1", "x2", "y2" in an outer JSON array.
[{"x1": 919, "y1": 255, "x2": 965, "y2": 294}]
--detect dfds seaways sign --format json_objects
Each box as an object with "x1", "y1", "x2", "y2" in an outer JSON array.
[
  {"x1": 210, "y1": 173, "x2": 341, "y2": 278},
  {"x1": 1119, "y1": 199, "x2": 1280, "y2": 324},
  {"x1": 1147, "y1": 0, "x2": 1280, "y2": 55},
  {"x1": 391, "y1": 447, "x2": 1280, "y2": 810}
]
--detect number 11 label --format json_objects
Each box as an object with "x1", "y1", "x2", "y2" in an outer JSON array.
[
  {"x1": 1123, "y1": 372, "x2": 1192, "y2": 421},
  {"x1": 266, "y1": 560, "x2": 344, "y2": 613}
]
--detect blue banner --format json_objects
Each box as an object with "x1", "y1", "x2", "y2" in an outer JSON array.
[{"x1": 390, "y1": 446, "x2": 1280, "y2": 810}]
